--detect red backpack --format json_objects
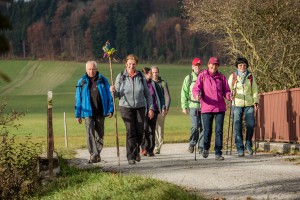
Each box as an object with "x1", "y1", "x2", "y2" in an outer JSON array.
[{"x1": 231, "y1": 72, "x2": 253, "y2": 88}]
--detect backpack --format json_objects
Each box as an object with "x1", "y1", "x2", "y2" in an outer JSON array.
[
  {"x1": 187, "y1": 73, "x2": 205, "y2": 89},
  {"x1": 161, "y1": 80, "x2": 166, "y2": 90},
  {"x1": 188, "y1": 73, "x2": 195, "y2": 89},
  {"x1": 187, "y1": 73, "x2": 199, "y2": 102},
  {"x1": 231, "y1": 72, "x2": 253, "y2": 88},
  {"x1": 119, "y1": 70, "x2": 144, "y2": 86}
]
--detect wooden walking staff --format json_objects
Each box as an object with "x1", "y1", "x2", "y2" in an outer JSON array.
[{"x1": 102, "y1": 41, "x2": 120, "y2": 165}]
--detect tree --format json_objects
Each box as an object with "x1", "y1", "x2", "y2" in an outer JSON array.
[
  {"x1": 0, "y1": 1, "x2": 12, "y2": 82},
  {"x1": 183, "y1": 0, "x2": 300, "y2": 92}
]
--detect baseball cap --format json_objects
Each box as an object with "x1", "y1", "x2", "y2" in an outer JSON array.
[
  {"x1": 192, "y1": 58, "x2": 202, "y2": 66},
  {"x1": 208, "y1": 57, "x2": 220, "y2": 65}
]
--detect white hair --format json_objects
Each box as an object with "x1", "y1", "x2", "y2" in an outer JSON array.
[{"x1": 86, "y1": 61, "x2": 98, "y2": 70}]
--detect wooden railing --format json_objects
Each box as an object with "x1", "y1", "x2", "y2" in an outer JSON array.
[{"x1": 255, "y1": 88, "x2": 300, "y2": 142}]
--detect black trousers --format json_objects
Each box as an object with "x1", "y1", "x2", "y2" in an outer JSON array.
[
  {"x1": 142, "y1": 111, "x2": 158, "y2": 153},
  {"x1": 119, "y1": 106, "x2": 146, "y2": 161}
]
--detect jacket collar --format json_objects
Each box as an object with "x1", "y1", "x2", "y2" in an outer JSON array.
[
  {"x1": 84, "y1": 71, "x2": 101, "y2": 80},
  {"x1": 204, "y1": 69, "x2": 221, "y2": 78}
]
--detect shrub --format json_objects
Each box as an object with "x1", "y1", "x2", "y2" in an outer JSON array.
[{"x1": 0, "y1": 101, "x2": 42, "y2": 199}]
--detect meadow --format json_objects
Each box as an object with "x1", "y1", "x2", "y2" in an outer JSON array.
[
  {"x1": 0, "y1": 60, "x2": 236, "y2": 199},
  {"x1": 0, "y1": 60, "x2": 235, "y2": 153}
]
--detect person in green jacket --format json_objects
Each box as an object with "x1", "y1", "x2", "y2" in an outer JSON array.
[
  {"x1": 181, "y1": 58, "x2": 204, "y2": 154},
  {"x1": 228, "y1": 57, "x2": 259, "y2": 156}
]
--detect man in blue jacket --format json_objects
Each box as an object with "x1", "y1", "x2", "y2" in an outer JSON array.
[{"x1": 75, "y1": 61, "x2": 114, "y2": 163}]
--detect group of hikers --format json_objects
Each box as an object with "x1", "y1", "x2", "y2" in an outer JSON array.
[{"x1": 75, "y1": 54, "x2": 258, "y2": 164}]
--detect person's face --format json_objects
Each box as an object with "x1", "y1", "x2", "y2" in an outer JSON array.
[
  {"x1": 152, "y1": 68, "x2": 159, "y2": 80},
  {"x1": 126, "y1": 59, "x2": 137, "y2": 74},
  {"x1": 208, "y1": 63, "x2": 219, "y2": 74},
  {"x1": 145, "y1": 71, "x2": 152, "y2": 80},
  {"x1": 86, "y1": 63, "x2": 97, "y2": 78},
  {"x1": 237, "y1": 63, "x2": 247, "y2": 73},
  {"x1": 192, "y1": 64, "x2": 202, "y2": 75}
]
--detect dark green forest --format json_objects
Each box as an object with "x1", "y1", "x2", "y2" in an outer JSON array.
[{"x1": 0, "y1": 0, "x2": 216, "y2": 63}]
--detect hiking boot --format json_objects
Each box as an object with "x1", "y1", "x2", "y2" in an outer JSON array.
[
  {"x1": 202, "y1": 150, "x2": 209, "y2": 158},
  {"x1": 136, "y1": 154, "x2": 141, "y2": 162},
  {"x1": 154, "y1": 149, "x2": 160, "y2": 154},
  {"x1": 97, "y1": 155, "x2": 101, "y2": 162},
  {"x1": 188, "y1": 146, "x2": 194, "y2": 153},
  {"x1": 238, "y1": 151, "x2": 245, "y2": 157},
  {"x1": 141, "y1": 149, "x2": 147, "y2": 156},
  {"x1": 88, "y1": 155, "x2": 98, "y2": 164},
  {"x1": 199, "y1": 149, "x2": 203, "y2": 154},
  {"x1": 128, "y1": 159, "x2": 136, "y2": 165},
  {"x1": 247, "y1": 149, "x2": 253, "y2": 155},
  {"x1": 147, "y1": 152, "x2": 155, "y2": 157},
  {"x1": 215, "y1": 155, "x2": 224, "y2": 161}
]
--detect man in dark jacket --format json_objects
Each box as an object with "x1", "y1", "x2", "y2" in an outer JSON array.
[{"x1": 75, "y1": 61, "x2": 114, "y2": 163}]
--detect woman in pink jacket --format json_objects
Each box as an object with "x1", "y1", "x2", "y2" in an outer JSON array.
[{"x1": 192, "y1": 57, "x2": 231, "y2": 160}]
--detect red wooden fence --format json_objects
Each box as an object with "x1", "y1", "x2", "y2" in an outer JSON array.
[{"x1": 255, "y1": 88, "x2": 300, "y2": 142}]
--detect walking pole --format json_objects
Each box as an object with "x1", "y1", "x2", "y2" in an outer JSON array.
[
  {"x1": 103, "y1": 41, "x2": 120, "y2": 165},
  {"x1": 194, "y1": 145, "x2": 196, "y2": 161},
  {"x1": 230, "y1": 105, "x2": 234, "y2": 155},
  {"x1": 254, "y1": 105, "x2": 258, "y2": 155},
  {"x1": 226, "y1": 101, "x2": 232, "y2": 155},
  {"x1": 230, "y1": 86, "x2": 237, "y2": 155},
  {"x1": 109, "y1": 56, "x2": 120, "y2": 166},
  {"x1": 195, "y1": 107, "x2": 200, "y2": 161}
]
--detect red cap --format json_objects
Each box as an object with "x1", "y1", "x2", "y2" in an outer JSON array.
[
  {"x1": 208, "y1": 57, "x2": 220, "y2": 65},
  {"x1": 192, "y1": 58, "x2": 202, "y2": 66}
]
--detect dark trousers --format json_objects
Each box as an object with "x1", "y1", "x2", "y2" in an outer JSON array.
[
  {"x1": 202, "y1": 112, "x2": 225, "y2": 156},
  {"x1": 84, "y1": 116, "x2": 105, "y2": 158},
  {"x1": 142, "y1": 111, "x2": 158, "y2": 153},
  {"x1": 189, "y1": 108, "x2": 204, "y2": 150},
  {"x1": 120, "y1": 106, "x2": 146, "y2": 161}
]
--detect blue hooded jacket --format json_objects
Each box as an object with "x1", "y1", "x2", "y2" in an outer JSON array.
[{"x1": 75, "y1": 72, "x2": 114, "y2": 118}]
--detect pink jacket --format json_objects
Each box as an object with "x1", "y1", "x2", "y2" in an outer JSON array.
[{"x1": 192, "y1": 69, "x2": 231, "y2": 113}]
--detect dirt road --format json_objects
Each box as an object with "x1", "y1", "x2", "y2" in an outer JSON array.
[{"x1": 71, "y1": 143, "x2": 300, "y2": 200}]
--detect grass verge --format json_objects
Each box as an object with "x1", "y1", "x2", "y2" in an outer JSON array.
[{"x1": 32, "y1": 159, "x2": 206, "y2": 200}]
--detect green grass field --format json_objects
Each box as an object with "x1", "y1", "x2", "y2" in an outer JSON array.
[
  {"x1": 0, "y1": 60, "x2": 235, "y2": 152},
  {"x1": 0, "y1": 60, "x2": 235, "y2": 199}
]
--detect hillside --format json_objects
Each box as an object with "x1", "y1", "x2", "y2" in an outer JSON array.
[
  {"x1": 0, "y1": 60, "x2": 234, "y2": 146},
  {"x1": 1, "y1": 0, "x2": 215, "y2": 62},
  {"x1": 0, "y1": 60, "x2": 234, "y2": 113}
]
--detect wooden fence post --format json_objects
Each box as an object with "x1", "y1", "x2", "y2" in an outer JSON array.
[
  {"x1": 47, "y1": 91, "x2": 54, "y2": 178},
  {"x1": 64, "y1": 112, "x2": 68, "y2": 148}
]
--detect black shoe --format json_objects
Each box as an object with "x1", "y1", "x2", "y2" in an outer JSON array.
[
  {"x1": 215, "y1": 155, "x2": 224, "y2": 160},
  {"x1": 188, "y1": 146, "x2": 194, "y2": 153},
  {"x1": 136, "y1": 154, "x2": 141, "y2": 162},
  {"x1": 147, "y1": 152, "x2": 155, "y2": 157},
  {"x1": 128, "y1": 159, "x2": 136, "y2": 165},
  {"x1": 202, "y1": 150, "x2": 209, "y2": 158}
]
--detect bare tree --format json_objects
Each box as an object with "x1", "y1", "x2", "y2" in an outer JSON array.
[
  {"x1": 175, "y1": 23, "x2": 182, "y2": 59},
  {"x1": 183, "y1": 0, "x2": 300, "y2": 92}
]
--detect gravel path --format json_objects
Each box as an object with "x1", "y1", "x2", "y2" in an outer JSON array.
[{"x1": 70, "y1": 143, "x2": 300, "y2": 200}]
